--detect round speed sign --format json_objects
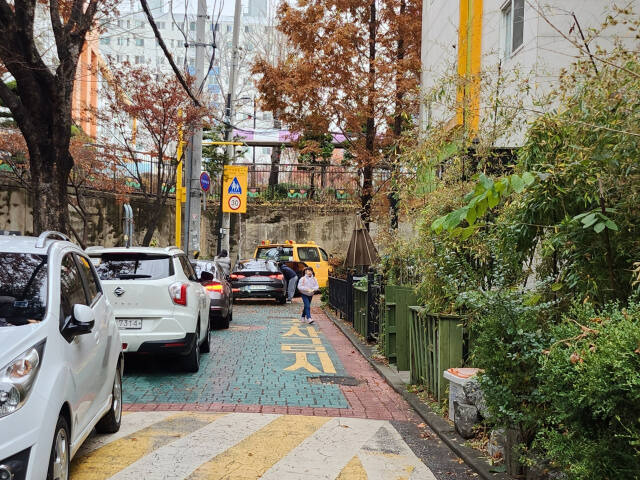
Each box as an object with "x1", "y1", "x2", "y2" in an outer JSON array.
[{"x1": 228, "y1": 195, "x2": 241, "y2": 211}]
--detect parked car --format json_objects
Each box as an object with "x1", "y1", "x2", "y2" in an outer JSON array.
[
  {"x1": 253, "y1": 240, "x2": 331, "y2": 287},
  {"x1": 0, "y1": 231, "x2": 123, "y2": 480},
  {"x1": 230, "y1": 259, "x2": 287, "y2": 303},
  {"x1": 193, "y1": 260, "x2": 233, "y2": 329},
  {"x1": 86, "y1": 246, "x2": 211, "y2": 372}
]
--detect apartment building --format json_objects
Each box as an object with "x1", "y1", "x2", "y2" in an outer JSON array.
[
  {"x1": 420, "y1": 0, "x2": 640, "y2": 146},
  {"x1": 99, "y1": 0, "x2": 278, "y2": 163}
]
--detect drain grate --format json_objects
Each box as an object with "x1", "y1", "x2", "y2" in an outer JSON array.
[{"x1": 308, "y1": 376, "x2": 363, "y2": 386}]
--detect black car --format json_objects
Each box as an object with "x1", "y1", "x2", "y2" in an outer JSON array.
[
  {"x1": 194, "y1": 260, "x2": 233, "y2": 329},
  {"x1": 230, "y1": 259, "x2": 287, "y2": 303}
]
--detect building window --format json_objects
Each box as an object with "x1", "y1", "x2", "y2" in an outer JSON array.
[
  {"x1": 100, "y1": 37, "x2": 110, "y2": 45},
  {"x1": 135, "y1": 38, "x2": 144, "y2": 46},
  {"x1": 157, "y1": 21, "x2": 165, "y2": 29},
  {"x1": 135, "y1": 56, "x2": 144, "y2": 64},
  {"x1": 126, "y1": 38, "x2": 130, "y2": 46},
  {"x1": 136, "y1": 21, "x2": 144, "y2": 29},
  {"x1": 190, "y1": 22, "x2": 196, "y2": 31},
  {"x1": 245, "y1": 25, "x2": 250, "y2": 33},
  {"x1": 226, "y1": 25, "x2": 232, "y2": 33},
  {"x1": 502, "y1": 0, "x2": 524, "y2": 57}
]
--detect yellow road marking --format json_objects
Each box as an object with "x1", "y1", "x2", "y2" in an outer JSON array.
[
  {"x1": 318, "y1": 351, "x2": 337, "y2": 374},
  {"x1": 336, "y1": 455, "x2": 368, "y2": 479},
  {"x1": 283, "y1": 325, "x2": 308, "y2": 337},
  {"x1": 284, "y1": 352, "x2": 321, "y2": 372},
  {"x1": 71, "y1": 413, "x2": 225, "y2": 480},
  {"x1": 186, "y1": 415, "x2": 330, "y2": 480}
]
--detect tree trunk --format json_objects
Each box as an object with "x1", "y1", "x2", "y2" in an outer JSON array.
[
  {"x1": 362, "y1": 1, "x2": 377, "y2": 231},
  {"x1": 269, "y1": 113, "x2": 282, "y2": 188},
  {"x1": 29, "y1": 143, "x2": 73, "y2": 235},
  {"x1": 389, "y1": 0, "x2": 406, "y2": 231}
]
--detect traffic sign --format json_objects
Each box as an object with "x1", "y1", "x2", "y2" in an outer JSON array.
[
  {"x1": 228, "y1": 195, "x2": 241, "y2": 210},
  {"x1": 222, "y1": 165, "x2": 248, "y2": 213},
  {"x1": 200, "y1": 172, "x2": 211, "y2": 192}
]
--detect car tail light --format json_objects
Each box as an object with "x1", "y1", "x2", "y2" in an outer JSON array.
[
  {"x1": 269, "y1": 274, "x2": 284, "y2": 280},
  {"x1": 169, "y1": 282, "x2": 188, "y2": 306},
  {"x1": 230, "y1": 274, "x2": 245, "y2": 280},
  {"x1": 232, "y1": 288, "x2": 240, "y2": 293},
  {"x1": 204, "y1": 281, "x2": 223, "y2": 292}
]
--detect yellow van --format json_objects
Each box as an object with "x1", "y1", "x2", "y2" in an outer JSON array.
[{"x1": 253, "y1": 240, "x2": 331, "y2": 288}]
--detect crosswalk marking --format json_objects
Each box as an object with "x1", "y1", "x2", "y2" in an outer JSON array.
[
  {"x1": 71, "y1": 413, "x2": 436, "y2": 480},
  {"x1": 109, "y1": 413, "x2": 279, "y2": 480},
  {"x1": 336, "y1": 455, "x2": 368, "y2": 479},
  {"x1": 358, "y1": 425, "x2": 437, "y2": 480},
  {"x1": 75, "y1": 412, "x2": 176, "y2": 457},
  {"x1": 259, "y1": 417, "x2": 384, "y2": 479},
  {"x1": 71, "y1": 413, "x2": 223, "y2": 480},
  {"x1": 187, "y1": 415, "x2": 330, "y2": 479}
]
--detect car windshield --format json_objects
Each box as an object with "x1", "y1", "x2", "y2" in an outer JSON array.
[
  {"x1": 235, "y1": 260, "x2": 279, "y2": 272},
  {"x1": 91, "y1": 253, "x2": 173, "y2": 280},
  {"x1": 256, "y1": 247, "x2": 293, "y2": 261},
  {"x1": 194, "y1": 261, "x2": 221, "y2": 280},
  {"x1": 0, "y1": 253, "x2": 48, "y2": 326}
]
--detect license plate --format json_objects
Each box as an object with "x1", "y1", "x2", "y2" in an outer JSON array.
[
  {"x1": 248, "y1": 285, "x2": 267, "y2": 291},
  {"x1": 117, "y1": 318, "x2": 142, "y2": 329}
]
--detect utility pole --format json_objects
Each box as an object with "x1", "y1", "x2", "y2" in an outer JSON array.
[
  {"x1": 184, "y1": 0, "x2": 208, "y2": 258},
  {"x1": 219, "y1": 0, "x2": 242, "y2": 254}
]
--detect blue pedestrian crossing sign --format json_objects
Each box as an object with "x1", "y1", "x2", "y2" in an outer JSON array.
[{"x1": 228, "y1": 177, "x2": 242, "y2": 195}]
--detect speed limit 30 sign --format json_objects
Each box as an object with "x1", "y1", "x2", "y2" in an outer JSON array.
[{"x1": 227, "y1": 195, "x2": 241, "y2": 211}]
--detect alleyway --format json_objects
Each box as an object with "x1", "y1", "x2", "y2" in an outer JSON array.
[{"x1": 71, "y1": 300, "x2": 478, "y2": 479}]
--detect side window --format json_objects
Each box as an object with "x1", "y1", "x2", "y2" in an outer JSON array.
[
  {"x1": 298, "y1": 247, "x2": 320, "y2": 262},
  {"x1": 178, "y1": 255, "x2": 197, "y2": 281},
  {"x1": 75, "y1": 254, "x2": 101, "y2": 305},
  {"x1": 60, "y1": 255, "x2": 88, "y2": 323},
  {"x1": 319, "y1": 248, "x2": 329, "y2": 261}
]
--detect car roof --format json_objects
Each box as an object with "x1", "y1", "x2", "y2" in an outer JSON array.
[
  {"x1": 86, "y1": 246, "x2": 185, "y2": 256},
  {"x1": 234, "y1": 258, "x2": 275, "y2": 269},
  {"x1": 255, "y1": 241, "x2": 322, "y2": 249},
  {"x1": 0, "y1": 232, "x2": 78, "y2": 256}
]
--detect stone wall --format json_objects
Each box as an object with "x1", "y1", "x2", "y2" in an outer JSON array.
[{"x1": 0, "y1": 181, "x2": 365, "y2": 261}]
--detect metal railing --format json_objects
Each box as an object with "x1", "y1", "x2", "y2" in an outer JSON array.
[
  {"x1": 328, "y1": 275, "x2": 353, "y2": 322},
  {"x1": 382, "y1": 285, "x2": 417, "y2": 371},
  {"x1": 408, "y1": 308, "x2": 466, "y2": 402}
]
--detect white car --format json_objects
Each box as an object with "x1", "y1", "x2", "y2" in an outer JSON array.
[
  {"x1": 0, "y1": 231, "x2": 123, "y2": 480},
  {"x1": 86, "y1": 246, "x2": 211, "y2": 372}
]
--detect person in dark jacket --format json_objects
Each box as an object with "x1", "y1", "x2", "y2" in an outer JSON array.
[{"x1": 279, "y1": 263, "x2": 298, "y2": 303}]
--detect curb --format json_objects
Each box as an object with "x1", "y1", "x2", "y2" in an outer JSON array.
[{"x1": 323, "y1": 306, "x2": 510, "y2": 480}]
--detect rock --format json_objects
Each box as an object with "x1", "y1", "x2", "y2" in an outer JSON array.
[
  {"x1": 463, "y1": 378, "x2": 489, "y2": 419},
  {"x1": 453, "y1": 401, "x2": 479, "y2": 439},
  {"x1": 488, "y1": 428, "x2": 506, "y2": 460}
]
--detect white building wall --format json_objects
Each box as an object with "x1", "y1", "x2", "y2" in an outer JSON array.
[{"x1": 421, "y1": 0, "x2": 640, "y2": 147}]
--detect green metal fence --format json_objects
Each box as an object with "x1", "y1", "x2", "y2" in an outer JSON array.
[
  {"x1": 408, "y1": 307, "x2": 466, "y2": 402},
  {"x1": 383, "y1": 285, "x2": 417, "y2": 371},
  {"x1": 353, "y1": 285, "x2": 368, "y2": 337}
]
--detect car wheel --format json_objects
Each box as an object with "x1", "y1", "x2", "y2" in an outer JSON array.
[
  {"x1": 217, "y1": 312, "x2": 230, "y2": 329},
  {"x1": 201, "y1": 318, "x2": 211, "y2": 353},
  {"x1": 95, "y1": 362, "x2": 122, "y2": 434},
  {"x1": 277, "y1": 295, "x2": 287, "y2": 304},
  {"x1": 182, "y1": 324, "x2": 200, "y2": 373},
  {"x1": 47, "y1": 415, "x2": 69, "y2": 480}
]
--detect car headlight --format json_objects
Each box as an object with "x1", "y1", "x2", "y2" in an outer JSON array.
[{"x1": 0, "y1": 340, "x2": 45, "y2": 418}]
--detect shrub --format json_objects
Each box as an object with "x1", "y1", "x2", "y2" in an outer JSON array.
[{"x1": 534, "y1": 302, "x2": 640, "y2": 479}]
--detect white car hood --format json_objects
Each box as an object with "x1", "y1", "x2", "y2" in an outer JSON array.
[{"x1": 0, "y1": 322, "x2": 46, "y2": 368}]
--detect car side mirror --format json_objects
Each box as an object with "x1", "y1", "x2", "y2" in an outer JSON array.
[
  {"x1": 200, "y1": 271, "x2": 214, "y2": 282},
  {"x1": 62, "y1": 304, "x2": 95, "y2": 342}
]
